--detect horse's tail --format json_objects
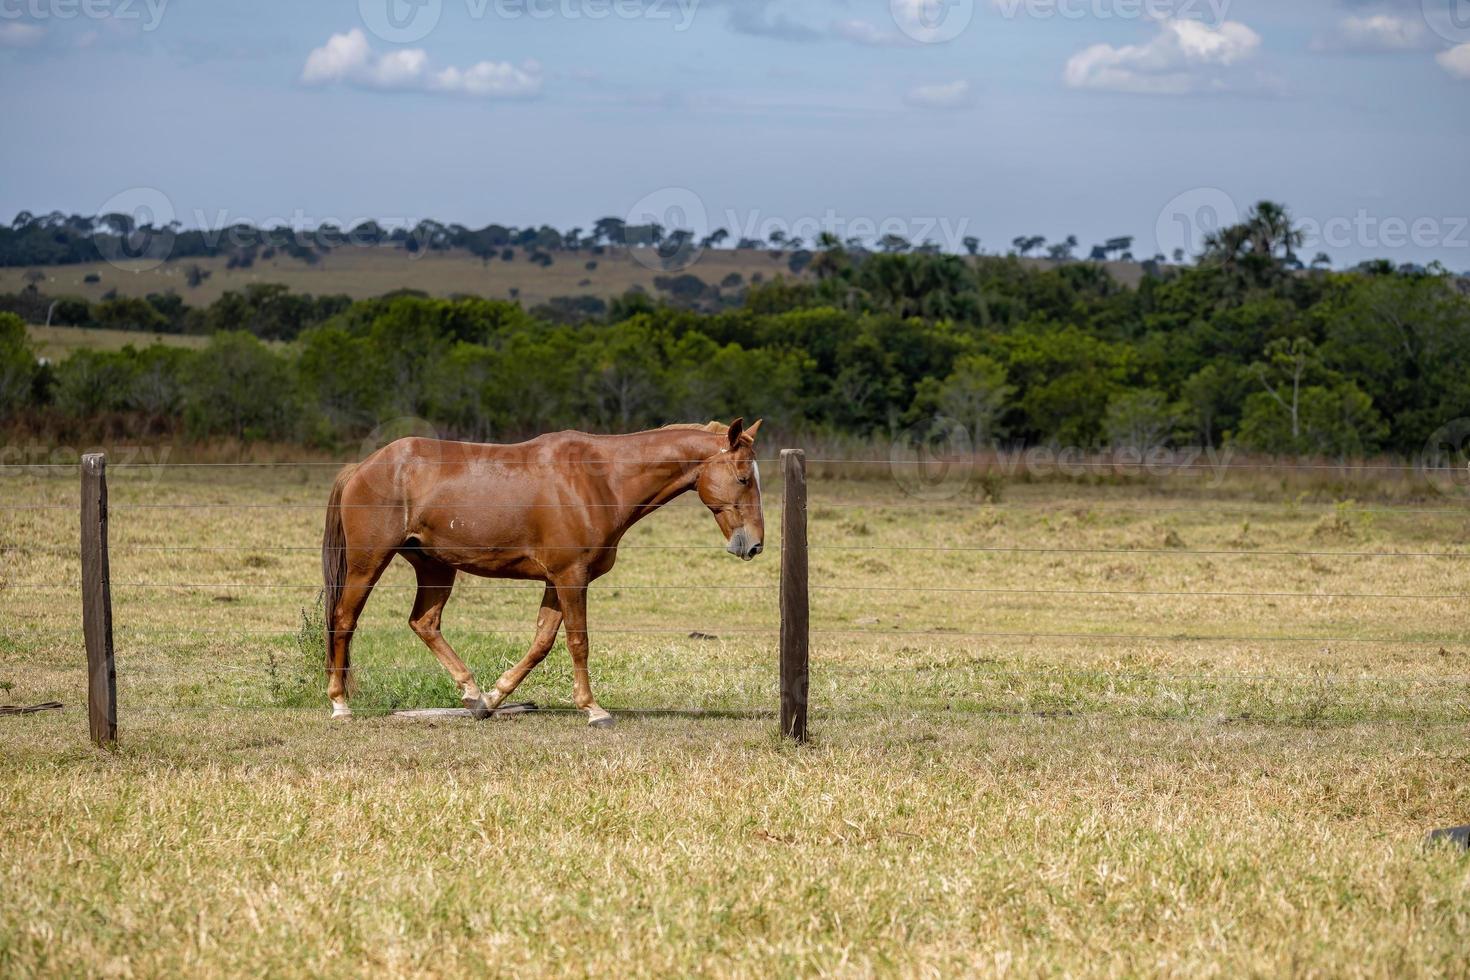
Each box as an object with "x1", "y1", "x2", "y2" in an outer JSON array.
[{"x1": 322, "y1": 463, "x2": 356, "y2": 691}]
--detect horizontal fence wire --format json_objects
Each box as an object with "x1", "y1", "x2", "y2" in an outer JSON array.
[
  {"x1": 5, "y1": 544, "x2": 1467, "y2": 559},
  {"x1": 102, "y1": 661, "x2": 1470, "y2": 686},
  {"x1": 5, "y1": 583, "x2": 1470, "y2": 601},
  {"x1": 6, "y1": 501, "x2": 1470, "y2": 516},
  {"x1": 35, "y1": 702, "x2": 1470, "y2": 732},
  {"x1": 1, "y1": 457, "x2": 1465, "y2": 472},
  {"x1": 4, "y1": 624, "x2": 1465, "y2": 646}
]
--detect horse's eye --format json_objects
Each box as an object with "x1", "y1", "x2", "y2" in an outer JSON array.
[{"x1": 738, "y1": 477, "x2": 750, "y2": 486}]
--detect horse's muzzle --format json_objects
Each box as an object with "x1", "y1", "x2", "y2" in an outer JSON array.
[{"x1": 727, "y1": 528, "x2": 763, "y2": 561}]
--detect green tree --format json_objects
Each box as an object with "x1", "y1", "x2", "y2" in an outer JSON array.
[
  {"x1": 52, "y1": 349, "x2": 139, "y2": 417},
  {"x1": 126, "y1": 345, "x2": 190, "y2": 421},
  {"x1": 913, "y1": 354, "x2": 1013, "y2": 446},
  {"x1": 0, "y1": 310, "x2": 37, "y2": 413},
  {"x1": 182, "y1": 332, "x2": 298, "y2": 441},
  {"x1": 1180, "y1": 362, "x2": 1248, "y2": 446},
  {"x1": 1104, "y1": 389, "x2": 1180, "y2": 451},
  {"x1": 1247, "y1": 337, "x2": 1319, "y2": 444},
  {"x1": 94, "y1": 296, "x2": 169, "y2": 332},
  {"x1": 1321, "y1": 273, "x2": 1470, "y2": 448},
  {"x1": 996, "y1": 326, "x2": 1133, "y2": 445},
  {"x1": 1237, "y1": 382, "x2": 1386, "y2": 457},
  {"x1": 579, "y1": 319, "x2": 670, "y2": 430},
  {"x1": 296, "y1": 325, "x2": 390, "y2": 436}
]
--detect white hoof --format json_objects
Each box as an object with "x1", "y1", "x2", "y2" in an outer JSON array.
[
  {"x1": 586, "y1": 707, "x2": 614, "y2": 729},
  {"x1": 331, "y1": 701, "x2": 353, "y2": 719}
]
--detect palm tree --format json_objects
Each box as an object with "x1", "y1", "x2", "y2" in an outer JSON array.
[
  {"x1": 811, "y1": 233, "x2": 850, "y2": 282},
  {"x1": 1245, "y1": 201, "x2": 1304, "y2": 264},
  {"x1": 1201, "y1": 223, "x2": 1251, "y2": 269}
]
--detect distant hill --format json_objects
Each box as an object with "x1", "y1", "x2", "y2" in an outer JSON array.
[{"x1": 1, "y1": 245, "x2": 1151, "y2": 312}]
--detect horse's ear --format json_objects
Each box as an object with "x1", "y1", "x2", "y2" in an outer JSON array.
[
  {"x1": 744, "y1": 419, "x2": 763, "y2": 442},
  {"x1": 727, "y1": 417, "x2": 745, "y2": 447}
]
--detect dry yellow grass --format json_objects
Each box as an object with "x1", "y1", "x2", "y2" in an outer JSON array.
[
  {"x1": 2, "y1": 248, "x2": 1148, "y2": 319},
  {"x1": 3, "y1": 462, "x2": 1470, "y2": 976},
  {"x1": 25, "y1": 323, "x2": 213, "y2": 360}
]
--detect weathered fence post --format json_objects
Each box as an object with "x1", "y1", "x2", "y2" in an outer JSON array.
[
  {"x1": 80, "y1": 453, "x2": 116, "y2": 746},
  {"x1": 780, "y1": 449, "x2": 809, "y2": 742}
]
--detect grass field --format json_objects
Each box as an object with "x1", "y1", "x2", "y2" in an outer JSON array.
[
  {"x1": 1, "y1": 246, "x2": 802, "y2": 312},
  {"x1": 3, "y1": 460, "x2": 1470, "y2": 975},
  {"x1": 25, "y1": 323, "x2": 214, "y2": 360},
  {"x1": 2, "y1": 247, "x2": 1149, "y2": 317}
]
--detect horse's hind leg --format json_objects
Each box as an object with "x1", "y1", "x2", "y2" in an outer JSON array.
[
  {"x1": 554, "y1": 572, "x2": 613, "y2": 728},
  {"x1": 405, "y1": 557, "x2": 492, "y2": 718},
  {"x1": 485, "y1": 585, "x2": 562, "y2": 711},
  {"x1": 328, "y1": 552, "x2": 392, "y2": 719}
]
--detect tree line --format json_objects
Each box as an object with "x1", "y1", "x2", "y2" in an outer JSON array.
[{"x1": 2, "y1": 202, "x2": 1467, "y2": 458}]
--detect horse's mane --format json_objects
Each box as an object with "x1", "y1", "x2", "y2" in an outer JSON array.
[{"x1": 659, "y1": 421, "x2": 727, "y2": 433}]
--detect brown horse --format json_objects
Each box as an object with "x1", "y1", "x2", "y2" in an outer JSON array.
[{"x1": 321, "y1": 418, "x2": 765, "y2": 726}]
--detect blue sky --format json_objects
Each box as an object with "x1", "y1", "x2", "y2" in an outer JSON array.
[{"x1": 3, "y1": 0, "x2": 1468, "y2": 267}]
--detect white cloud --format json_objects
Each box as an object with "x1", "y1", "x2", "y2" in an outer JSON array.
[
  {"x1": 0, "y1": 22, "x2": 45, "y2": 47},
  {"x1": 890, "y1": 0, "x2": 970, "y2": 43},
  {"x1": 904, "y1": 79, "x2": 974, "y2": 109},
  {"x1": 301, "y1": 28, "x2": 371, "y2": 85},
  {"x1": 1438, "y1": 43, "x2": 1470, "y2": 79},
  {"x1": 1314, "y1": 14, "x2": 1433, "y2": 53},
  {"x1": 1064, "y1": 18, "x2": 1263, "y2": 95},
  {"x1": 432, "y1": 59, "x2": 544, "y2": 97},
  {"x1": 301, "y1": 29, "x2": 542, "y2": 99}
]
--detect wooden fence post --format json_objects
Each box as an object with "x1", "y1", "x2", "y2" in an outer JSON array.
[
  {"x1": 780, "y1": 449, "x2": 809, "y2": 743},
  {"x1": 80, "y1": 453, "x2": 116, "y2": 746}
]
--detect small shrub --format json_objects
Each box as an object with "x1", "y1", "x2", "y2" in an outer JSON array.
[
  {"x1": 1312, "y1": 500, "x2": 1373, "y2": 540},
  {"x1": 978, "y1": 471, "x2": 1005, "y2": 504},
  {"x1": 271, "y1": 595, "x2": 325, "y2": 707}
]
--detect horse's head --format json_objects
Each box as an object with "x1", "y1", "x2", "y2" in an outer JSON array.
[{"x1": 697, "y1": 417, "x2": 766, "y2": 561}]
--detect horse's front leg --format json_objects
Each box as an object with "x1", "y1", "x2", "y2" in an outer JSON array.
[
  {"x1": 554, "y1": 572, "x2": 613, "y2": 729},
  {"x1": 484, "y1": 585, "x2": 562, "y2": 710}
]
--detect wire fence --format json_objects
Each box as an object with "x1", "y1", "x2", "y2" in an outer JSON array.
[
  {"x1": 0, "y1": 455, "x2": 1465, "y2": 472},
  {"x1": 3, "y1": 455, "x2": 1470, "y2": 727}
]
